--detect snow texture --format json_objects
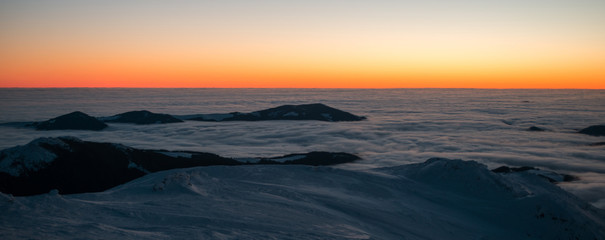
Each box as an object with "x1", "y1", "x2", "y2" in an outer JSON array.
[
  {"x1": 0, "y1": 137, "x2": 70, "y2": 176},
  {"x1": 1, "y1": 159, "x2": 603, "y2": 239}
]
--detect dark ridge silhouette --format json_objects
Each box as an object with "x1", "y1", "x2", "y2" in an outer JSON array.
[
  {"x1": 8, "y1": 104, "x2": 365, "y2": 130},
  {"x1": 492, "y1": 166, "x2": 578, "y2": 183},
  {"x1": 103, "y1": 110, "x2": 183, "y2": 124},
  {"x1": 588, "y1": 142, "x2": 605, "y2": 146},
  {"x1": 189, "y1": 103, "x2": 366, "y2": 122},
  {"x1": 527, "y1": 126, "x2": 546, "y2": 132},
  {"x1": 492, "y1": 166, "x2": 536, "y2": 173},
  {"x1": 257, "y1": 152, "x2": 361, "y2": 166},
  {"x1": 578, "y1": 125, "x2": 605, "y2": 137},
  {"x1": 0, "y1": 137, "x2": 360, "y2": 196},
  {"x1": 33, "y1": 111, "x2": 107, "y2": 131}
]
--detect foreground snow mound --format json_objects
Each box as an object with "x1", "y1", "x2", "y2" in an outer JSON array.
[
  {"x1": 385, "y1": 158, "x2": 531, "y2": 199},
  {"x1": 1, "y1": 158, "x2": 603, "y2": 240}
]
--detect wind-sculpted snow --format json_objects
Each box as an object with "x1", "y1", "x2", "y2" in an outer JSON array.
[
  {"x1": 0, "y1": 137, "x2": 360, "y2": 196},
  {"x1": 1, "y1": 158, "x2": 603, "y2": 240}
]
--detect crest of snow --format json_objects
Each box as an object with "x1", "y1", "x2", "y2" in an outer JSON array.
[
  {"x1": 389, "y1": 158, "x2": 531, "y2": 198},
  {"x1": 110, "y1": 143, "x2": 132, "y2": 154},
  {"x1": 156, "y1": 151, "x2": 192, "y2": 159},
  {"x1": 282, "y1": 111, "x2": 299, "y2": 117},
  {"x1": 271, "y1": 154, "x2": 306, "y2": 162},
  {"x1": 0, "y1": 137, "x2": 69, "y2": 176},
  {"x1": 320, "y1": 113, "x2": 333, "y2": 121},
  {"x1": 127, "y1": 161, "x2": 149, "y2": 174}
]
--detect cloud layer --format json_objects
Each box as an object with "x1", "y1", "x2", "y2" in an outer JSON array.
[{"x1": 0, "y1": 88, "x2": 604, "y2": 207}]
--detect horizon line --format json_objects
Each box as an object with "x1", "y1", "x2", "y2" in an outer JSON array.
[{"x1": 1, "y1": 87, "x2": 604, "y2": 90}]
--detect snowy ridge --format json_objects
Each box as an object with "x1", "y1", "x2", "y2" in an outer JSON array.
[
  {"x1": 0, "y1": 137, "x2": 70, "y2": 176},
  {"x1": 387, "y1": 158, "x2": 532, "y2": 198},
  {"x1": 1, "y1": 158, "x2": 603, "y2": 239},
  {"x1": 0, "y1": 137, "x2": 360, "y2": 196}
]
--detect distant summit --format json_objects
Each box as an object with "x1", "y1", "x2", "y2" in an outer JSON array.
[
  {"x1": 15, "y1": 104, "x2": 365, "y2": 131},
  {"x1": 527, "y1": 126, "x2": 546, "y2": 132},
  {"x1": 578, "y1": 125, "x2": 605, "y2": 136},
  {"x1": 102, "y1": 110, "x2": 183, "y2": 124},
  {"x1": 33, "y1": 111, "x2": 107, "y2": 131},
  {"x1": 187, "y1": 103, "x2": 366, "y2": 122}
]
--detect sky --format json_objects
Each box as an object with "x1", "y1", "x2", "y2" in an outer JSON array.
[{"x1": 1, "y1": 0, "x2": 604, "y2": 88}]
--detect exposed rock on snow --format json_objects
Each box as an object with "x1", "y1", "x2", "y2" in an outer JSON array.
[
  {"x1": 186, "y1": 103, "x2": 366, "y2": 122},
  {"x1": 0, "y1": 137, "x2": 360, "y2": 196},
  {"x1": 101, "y1": 110, "x2": 183, "y2": 124},
  {"x1": 578, "y1": 124, "x2": 605, "y2": 136},
  {"x1": 32, "y1": 111, "x2": 108, "y2": 130},
  {"x1": 257, "y1": 152, "x2": 360, "y2": 165}
]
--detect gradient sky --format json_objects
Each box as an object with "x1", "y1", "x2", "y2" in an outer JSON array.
[{"x1": 1, "y1": 0, "x2": 604, "y2": 88}]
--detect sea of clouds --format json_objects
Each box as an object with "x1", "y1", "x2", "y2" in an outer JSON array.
[{"x1": 1, "y1": 88, "x2": 604, "y2": 207}]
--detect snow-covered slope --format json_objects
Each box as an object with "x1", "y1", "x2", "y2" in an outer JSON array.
[
  {"x1": 1, "y1": 158, "x2": 603, "y2": 239},
  {"x1": 0, "y1": 137, "x2": 70, "y2": 176}
]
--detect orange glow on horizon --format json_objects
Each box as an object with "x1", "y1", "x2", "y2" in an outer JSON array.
[
  {"x1": 2, "y1": 0, "x2": 604, "y2": 89},
  {"x1": 1, "y1": 54, "x2": 603, "y2": 89},
  {"x1": 2, "y1": 34, "x2": 603, "y2": 89}
]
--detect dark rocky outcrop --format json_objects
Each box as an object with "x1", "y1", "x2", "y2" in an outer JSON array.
[
  {"x1": 527, "y1": 126, "x2": 546, "y2": 132},
  {"x1": 492, "y1": 166, "x2": 578, "y2": 183},
  {"x1": 33, "y1": 111, "x2": 107, "y2": 131},
  {"x1": 578, "y1": 125, "x2": 605, "y2": 137},
  {"x1": 102, "y1": 110, "x2": 183, "y2": 124},
  {"x1": 188, "y1": 103, "x2": 366, "y2": 122},
  {"x1": 257, "y1": 152, "x2": 361, "y2": 166},
  {"x1": 0, "y1": 137, "x2": 360, "y2": 196}
]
